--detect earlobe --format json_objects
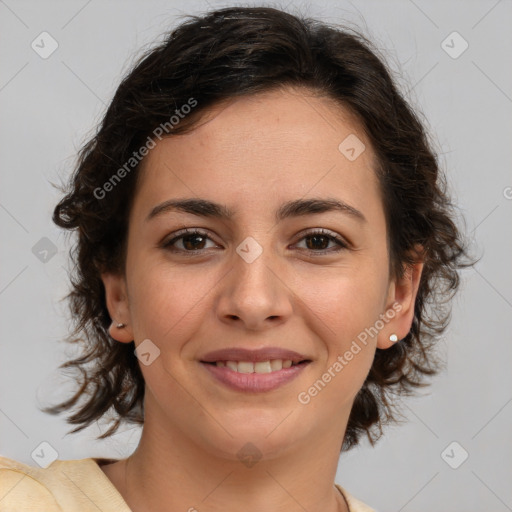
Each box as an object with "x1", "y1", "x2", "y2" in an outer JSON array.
[
  {"x1": 377, "y1": 248, "x2": 424, "y2": 350},
  {"x1": 107, "y1": 320, "x2": 133, "y2": 343},
  {"x1": 101, "y1": 272, "x2": 134, "y2": 343}
]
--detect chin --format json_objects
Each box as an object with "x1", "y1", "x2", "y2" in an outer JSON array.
[
  {"x1": 205, "y1": 432, "x2": 300, "y2": 465},
  {"x1": 201, "y1": 411, "x2": 306, "y2": 462}
]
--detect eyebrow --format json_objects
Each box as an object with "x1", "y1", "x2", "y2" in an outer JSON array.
[{"x1": 146, "y1": 197, "x2": 367, "y2": 224}]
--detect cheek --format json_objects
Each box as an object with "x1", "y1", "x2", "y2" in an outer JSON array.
[
  {"x1": 127, "y1": 260, "x2": 219, "y2": 345},
  {"x1": 295, "y1": 262, "x2": 388, "y2": 397},
  {"x1": 299, "y1": 264, "x2": 388, "y2": 343},
  {"x1": 297, "y1": 279, "x2": 380, "y2": 409}
]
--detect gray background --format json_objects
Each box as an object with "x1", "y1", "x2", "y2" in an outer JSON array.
[{"x1": 1, "y1": 1, "x2": 511, "y2": 510}]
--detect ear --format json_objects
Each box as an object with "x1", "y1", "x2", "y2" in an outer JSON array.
[
  {"x1": 377, "y1": 245, "x2": 425, "y2": 349},
  {"x1": 101, "y1": 272, "x2": 134, "y2": 343}
]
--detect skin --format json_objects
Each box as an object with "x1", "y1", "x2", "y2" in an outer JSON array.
[{"x1": 100, "y1": 86, "x2": 423, "y2": 512}]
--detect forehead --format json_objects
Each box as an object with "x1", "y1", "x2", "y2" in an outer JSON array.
[{"x1": 132, "y1": 86, "x2": 382, "y2": 223}]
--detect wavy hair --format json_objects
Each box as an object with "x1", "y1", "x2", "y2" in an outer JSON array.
[{"x1": 42, "y1": 6, "x2": 475, "y2": 451}]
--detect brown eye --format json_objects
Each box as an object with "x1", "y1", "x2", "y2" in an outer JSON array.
[
  {"x1": 305, "y1": 234, "x2": 331, "y2": 251},
  {"x1": 295, "y1": 229, "x2": 348, "y2": 254},
  {"x1": 180, "y1": 233, "x2": 208, "y2": 250},
  {"x1": 163, "y1": 229, "x2": 217, "y2": 252}
]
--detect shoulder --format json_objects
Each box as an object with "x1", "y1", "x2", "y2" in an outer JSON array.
[
  {"x1": 336, "y1": 484, "x2": 378, "y2": 512},
  {"x1": 0, "y1": 455, "x2": 61, "y2": 510},
  {"x1": 0, "y1": 455, "x2": 129, "y2": 511}
]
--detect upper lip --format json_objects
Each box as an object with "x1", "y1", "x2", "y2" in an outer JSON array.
[{"x1": 200, "y1": 347, "x2": 310, "y2": 363}]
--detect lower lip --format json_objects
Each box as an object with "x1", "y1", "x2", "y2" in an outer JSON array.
[{"x1": 200, "y1": 362, "x2": 310, "y2": 392}]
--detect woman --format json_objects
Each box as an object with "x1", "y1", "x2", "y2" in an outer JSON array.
[{"x1": 0, "y1": 6, "x2": 472, "y2": 511}]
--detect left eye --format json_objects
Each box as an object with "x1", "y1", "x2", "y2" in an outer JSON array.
[
  {"x1": 162, "y1": 228, "x2": 348, "y2": 254},
  {"x1": 294, "y1": 229, "x2": 348, "y2": 253}
]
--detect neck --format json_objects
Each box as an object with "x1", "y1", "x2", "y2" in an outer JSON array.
[{"x1": 102, "y1": 393, "x2": 351, "y2": 512}]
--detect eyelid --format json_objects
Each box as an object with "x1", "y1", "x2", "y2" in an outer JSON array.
[
  {"x1": 292, "y1": 227, "x2": 350, "y2": 252},
  {"x1": 159, "y1": 228, "x2": 351, "y2": 252},
  {"x1": 161, "y1": 226, "x2": 351, "y2": 254},
  {"x1": 294, "y1": 227, "x2": 349, "y2": 245},
  {"x1": 161, "y1": 227, "x2": 219, "y2": 248}
]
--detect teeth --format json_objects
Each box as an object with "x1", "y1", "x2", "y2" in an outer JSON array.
[
  {"x1": 270, "y1": 360, "x2": 283, "y2": 371},
  {"x1": 215, "y1": 359, "x2": 295, "y2": 373},
  {"x1": 254, "y1": 361, "x2": 272, "y2": 373},
  {"x1": 237, "y1": 361, "x2": 254, "y2": 374},
  {"x1": 226, "y1": 361, "x2": 238, "y2": 372}
]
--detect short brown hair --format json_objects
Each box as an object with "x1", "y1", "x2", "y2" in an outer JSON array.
[{"x1": 43, "y1": 6, "x2": 475, "y2": 451}]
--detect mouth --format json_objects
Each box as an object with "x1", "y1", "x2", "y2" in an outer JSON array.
[
  {"x1": 202, "y1": 359, "x2": 310, "y2": 374},
  {"x1": 199, "y1": 347, "x2": 312, "y2": 392}
]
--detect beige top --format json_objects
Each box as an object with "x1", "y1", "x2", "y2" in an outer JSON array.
[{"x1": 0, "y1": 455, "x2": 376, "y2": 511}]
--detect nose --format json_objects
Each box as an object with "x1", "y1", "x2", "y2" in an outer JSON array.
[{"x1": 215, "y1": 239, "x2": 293, "y2": 331}]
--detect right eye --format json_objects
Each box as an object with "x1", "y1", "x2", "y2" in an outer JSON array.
[{"x1": 161, "y1": 228, "x2": 221, "y2": 253}]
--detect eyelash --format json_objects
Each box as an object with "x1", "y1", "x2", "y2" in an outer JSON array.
[{"x1": 161, "y1": 228, "x2": 349, "y2": 256}]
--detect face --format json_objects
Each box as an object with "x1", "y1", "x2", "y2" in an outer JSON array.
[{"x1": 102, "y1": 86, "x2": 422, "y2": 461}]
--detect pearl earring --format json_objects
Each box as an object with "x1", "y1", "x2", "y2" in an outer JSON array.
[
  {"x1": 116, "y1": 322, "x2": 126, "y2": 328},
  {"x1": 389, "y1": 334, "x2": 398, "y2": 343}
]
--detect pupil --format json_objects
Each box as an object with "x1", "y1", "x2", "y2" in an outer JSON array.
[
  {"x1": 184, "y1": 235, "x2": 205, "y2": 250},
  {"x1": 307, "y1": 235, "x2": 328, "y2": 250}
]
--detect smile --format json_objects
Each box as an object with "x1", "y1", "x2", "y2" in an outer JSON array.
[
  {"x1": 211, "y1": 359, "x2": 295, "y2": 373},
  {"x1": 200, "y1": 359, "x2": 311, "y2": 392}
]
